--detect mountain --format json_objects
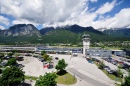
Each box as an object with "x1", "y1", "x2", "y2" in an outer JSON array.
[
  {"x1": 40, "y1": 24, "x2": 108, "y2": 43},
  {"x1": 2, "y1": 24, "x2": 41, "y2": 37},
  {"x1": 0, "y1": 24, "x2": 42, "y2": 44},
  {"x1": 0, "y1": 30, "x2": 4, "y2": 36},
  {"x1": 63, "y1": 24, "x2": 104, "y2": 35},
  {"x1": 103, "y1": 28, "x2": 130, "y2": 37},
  {"x1": 1, "y1": 24, "x2": 130, "y2": 44},
  {"x1": 40, "y1": 27, "x2": 55, "y2": 35},
  {"x1": 40, "y1": 24, "x2": 104, "y2": 35}
]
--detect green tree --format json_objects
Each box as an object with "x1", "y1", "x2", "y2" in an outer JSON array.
[
  {"x1": 35, "y1": 73, "x2": 57, "y2": 86},
  {"x1": 101, "y1": 45, "x2": 105, "y2": 49},
  {"x1": 41, "y1": 50, "x2": 46, "y2": 55},
  {"x1": 11, "y1": 50, "x2": 17, "y2": 54},
  {"x1": 116, "y1": 68, "x2": 123, "y2": 78},
  {"x1": 121, "y1": 74, "x2": 130, "y2": 86},
  {"x1": 98, "y1": 61, "x2": 105, "y2": 70},
  {"x1": 0, "y1": 66, "x2": 25, "y2": 86},
  {"x1": 0, "y1": 53, "x2": 4, "y2": 62},
  {"x1": 7, "y1": 58, "x2": 17, "y2": 66},
  {"x1": 55, "y1": 59, "x2": 68, "y2": 73},
  {"x1": 48, "y1": 56, "x2": 53, "y2": 62},
  {"x1": 7, "y1": 53, "x2": 14, "y2": 57},
  {"x1": 0, "y1": 53, "x2": 4, "y2": 57},
  {"x1": 43, "y1": 54, "x2": 49, "y2": 61}
]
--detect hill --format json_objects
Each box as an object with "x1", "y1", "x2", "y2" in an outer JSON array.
[
  {"x1": 1, "y1": 24, "x2": 130, "y2": 45},
  {"x1": 103, "y1": 28, "x2": 130, "y2": 37},
  {"x1": 40, "y1": 25, "x2": 109, "y2": 43}
]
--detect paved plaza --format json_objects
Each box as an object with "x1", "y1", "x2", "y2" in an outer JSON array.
[{"x1": 18, "y1": 54, "x2": 115, "y2": 86}]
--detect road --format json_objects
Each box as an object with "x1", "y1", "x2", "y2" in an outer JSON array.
[
  {"x1": 67, "y1": 68, "x2": 112, "y2": 86},
  {"x1": 51, "y1": 54, "x2": 115, "y2": 86},
  {"x1": 19, "y1": 54, "x2": 115, "y2": 86}
]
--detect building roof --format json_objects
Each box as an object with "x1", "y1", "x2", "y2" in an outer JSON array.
[{"x1": 111, "y1": 50, "x2": 123, "y2": 52}]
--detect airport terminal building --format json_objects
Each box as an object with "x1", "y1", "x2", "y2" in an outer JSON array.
[
  {"x1": 83, "y1": 34, "x2": 126, "y2": 57},
  {"x1": 0, "y1": 34, "x2": 126, "y2": 57},
  {"x1": 0, "y1": 46, "x2": 83, "y2": 55}
]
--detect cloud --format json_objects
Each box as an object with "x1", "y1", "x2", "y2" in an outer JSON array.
[
  {"x1": 96, "y1": 0, "x2": 116, "y2": 14},
  {"x1": 91, "y1": 8, "x2": 130, "y2": 29},
  {"x1": 0, "y1": 0, "x2": 130, "y2": 29},
  {"x1": 0, "y1": 25, "x2": 5, "y2": 30},
  {"x1": 12, "y1": 19, "x2": 39, "y2": 27},
  {"x1": 127, "y1": 26, "x2": 130, "y2": 28},
  {"x1": 107, "y1": 8, "x2": 130, "y2": 28},
  {"x1": 0, "y1": 15, "x2": 10, "y2": 26},
  {"x1": 90, "y1": 0, "x2": 98, "y2": 3},
  {"x1": 0, "y1": 0, "x2": 87, "y2": 25}
]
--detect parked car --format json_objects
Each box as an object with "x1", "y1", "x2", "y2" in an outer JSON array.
[
  {"x1": 4, "y1": 56, "x2": 14, "y2": 60},
  {"x1": 91, "y1": 58, "x2": 96, "y2": 61},
  {"x1": 16, "y1": 56, "x2": 24, "y2": 61},
  {"x1": 118, "y1": 61, "x2": 124, "y2": 64},
  {"x1": 48, "y1": 62, "x2": 54, "y2": 69},
  {"x1": 112, "y1": 60, "x2": 118, "y2": 65},
  {"x1": 18, "y1": 64, "x2": 25, "y2": 68},
  {"x1": 43, "y1": 62, "x2": 48, "y2": 66},
  {"x1": 73, "y1": 53, "x2": 77, "y2": 57},
  {"x1": 103, "y1": 66, "x2": 110, "y2": 70},
  {"x1": 40, "y1": 58, "x2": 44, "y2": 62},
  {"x1": 107, "y1": 69, "x2": 115, "y2": 74},
  {"x1": 107, "y1": 57, "x2": 113, "y2": 62},
  {"x1": 88, "y1": 60, "x2": 93, "y2": 63},
  {"x1": 15, "y1": 64, "x2": 25, "y2": 68},
  {"x1": 0, "y1": 62, "x2": 7, "y2": 66},
  {"x1": 127, "y1": 60, "x2": 130, "y2": 63},
  {"x1": 104, "y1": 66, "x2": 111, "y2": 72},
  {"x1": 95, "y1": 59, "x2": 100, "y2": 62},
  {"x1": 122, "y1": 63, "x2": 130, "y2": 70},
  {"x1": 25, "y1": 53, "x2": 32, "y2": 56},
  {"x1": 55, "y1": 57, "x2": 59, "y2": 60},
  {"x1": 38, "y1": 57, "x2": 44, "y2": 62},
  {"x1": 33, "y1": 55, "x2": 38, "y2": 58}
]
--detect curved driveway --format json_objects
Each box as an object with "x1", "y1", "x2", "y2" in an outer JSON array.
[
  {"x1": 19, "y1": 54, "x2": 115, "y2": 86},
  {"x1": 51, "y1": 54, "x2": 115, "y2": 86}
]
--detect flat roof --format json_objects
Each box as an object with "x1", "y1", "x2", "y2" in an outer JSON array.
[{"x1": 111, "y1": 50, "x2": 123, "y2": 51}]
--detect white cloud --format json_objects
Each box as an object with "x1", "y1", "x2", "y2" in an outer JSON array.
[
  {"x1": 12, "y1": 19, "x2": 39, "y2": 27},
  {"x1": 127, "y1": 26, "x2": 130, "y2": 28},
  {"x1": 96, "y1": 0, "x2": 116, "y2": 14},
  {"x1": 116, "y1": 0, "x2": 124, "y2": 6},
  {"x1": 0, "y1": 15, "x2": 10, "y2": 26},
  {"x1": 90, "y1": 0, "x2": 98, "y2": 3},
  {"x1": 91, "y1": 8, "x2": 130, "y2": 29},
  {"x1": 0, "y1": 0, "x2": 130, "y2": 30},
  {"x1": 0, "y1": 0, "x2": 87, "y2": 24},
  {"x1": 0, "y1": 25, "x2": 5, "y2": 30},
  {"x1": 107, "y1": 8, "x2": 130, "y2": 28}
]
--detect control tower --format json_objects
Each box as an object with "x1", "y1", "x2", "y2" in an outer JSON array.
[{"x1": 82, "y1": 34, "x2": 90, "y2": 55}]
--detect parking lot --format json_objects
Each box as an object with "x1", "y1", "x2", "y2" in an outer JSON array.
[
  {"x1": 16, "y1": 54, "x2": 113, "y2": 84},
  {"x1": 91, "y1": 56, "x2": 129, "y2": 77},
  {"x1": 49, "y1": 54, "x2": 113, "y2": 84},
  {"x1": 0, "y1": 53, "x2": 116, "y2": 86},
  {"x1": 18, "y1": 56, "x2": 56, "y2": 77}
]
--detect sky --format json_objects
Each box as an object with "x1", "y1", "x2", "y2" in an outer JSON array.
[{"x1": 0, "y1": 0, "x2": 130, "y2": 30}]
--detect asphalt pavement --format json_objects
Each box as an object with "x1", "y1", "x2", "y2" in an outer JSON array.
[
  {"x1": 18, "y1": 54, "x2": 116, "y2": 86},
  {"x1": 67, "y1": 68, "x2": 113, "y2": 86}
]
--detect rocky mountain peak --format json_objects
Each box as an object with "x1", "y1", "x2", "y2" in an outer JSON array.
[{"x1": 3, "y1": 24, "x2": 41, "y2": 37}]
